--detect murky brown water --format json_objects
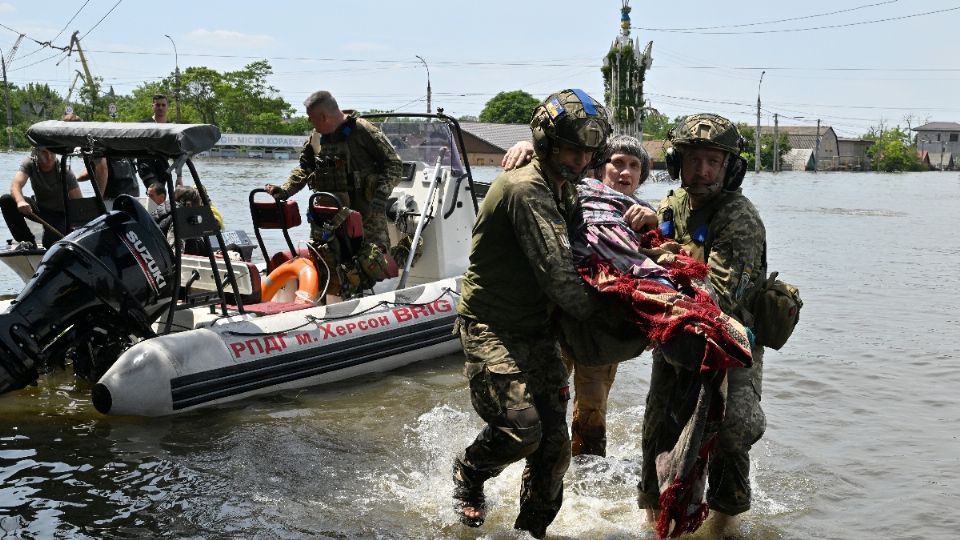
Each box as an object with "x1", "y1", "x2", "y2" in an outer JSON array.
[{"x1": 1, "y1": 152, "x2": 958, "y2": 539}]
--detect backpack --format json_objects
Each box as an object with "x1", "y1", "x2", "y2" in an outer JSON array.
[{"x1": 749, "y1": 271, "x2": 802, "y2": 350}]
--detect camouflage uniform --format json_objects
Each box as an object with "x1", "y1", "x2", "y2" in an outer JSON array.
[
  {"x1": 276, "y1": 111, "x2": 402, "y2": 294},
  {"x1": 455, "y1": 157, "x2": 599, "y2": 535},
  {"x1": 638, "y1": 186, "x2": 767, "y2": 516}
]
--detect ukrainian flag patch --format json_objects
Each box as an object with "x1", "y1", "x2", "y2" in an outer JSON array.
[{"x1": 545, "y1": 96, "x2": 566, "y2": 119}]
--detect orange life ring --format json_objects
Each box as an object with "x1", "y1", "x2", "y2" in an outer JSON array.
[{"x1": 260, "y1": 257, "x2": 319, "y2": 304}]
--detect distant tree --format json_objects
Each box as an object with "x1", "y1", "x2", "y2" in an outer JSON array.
[
  {"x1": 479, "y1": 90, "x2": 539, "y2": 124},
  {"x1": 457, "y1": 114, "x2": 478, "y2": 123},
  {"x1": 181, "y1": 66, "x2": 223, "y2": 124},
  {"x1": 642, "y1": 112, "x2": 680, "y2": 140},
  {"x1": 863, "y1": 126, "x2": 925, "y2": 172},
  {"x1": 0, "y1": 83, "x2": 62, "y2": 147},
  {"x1": 738, "y1": 124, "x2": 791, "y2": 171}
]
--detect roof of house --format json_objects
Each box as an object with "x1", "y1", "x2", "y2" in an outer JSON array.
[
  {"x1": 768, "y1": 125, "x2": 834, "y2": 136},
  {"x1": 913, "y1": 122, "x2": 960, "y2": 132},
  {"x1": 459, "y1": 122, "x2": 532, "y2": 152},
  {"x1": 782, "y1": 148, "x2": 814, "y2": 170},
  {"x1": 837, "y1": 137, "x2": 873, "y2": 145},
  {"x1": 643, "y1": 139, "x2": 670, "y2": 160}
]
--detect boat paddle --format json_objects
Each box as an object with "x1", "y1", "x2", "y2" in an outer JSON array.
[
  {"x1": 397, "y1": 147, "x2": 446, "y2": 290},
  {"x1": 25, "y1": 213, "x2": 64, "y2": 241}
]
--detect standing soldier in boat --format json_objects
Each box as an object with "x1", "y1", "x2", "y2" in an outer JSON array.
[
  {"x1": 265, "y1": 90, "x2": 402, "y2": 301},
  {"x1": 452, "y1": 89, "x2": 610, "y2": 538}
]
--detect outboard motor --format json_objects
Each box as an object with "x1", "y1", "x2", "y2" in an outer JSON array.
[{"x1": 0, "y1": 195, "x2": 175, "y2": 394}]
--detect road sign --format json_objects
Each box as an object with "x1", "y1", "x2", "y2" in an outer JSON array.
[
  {"x1": 108, "y1": 103, "x2": 117, "y2": 115},
  {"x1": 64, "y1": 105, "x2": 74, "y2": 115}
]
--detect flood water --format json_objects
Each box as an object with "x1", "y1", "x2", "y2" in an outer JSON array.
[{"x1": 1, "y1": 151, "x2": 958, "y2": 539}]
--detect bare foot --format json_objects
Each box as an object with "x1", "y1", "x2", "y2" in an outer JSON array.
[{"x1": 454, "y1": 501, "x2": 485, "y2": 528}]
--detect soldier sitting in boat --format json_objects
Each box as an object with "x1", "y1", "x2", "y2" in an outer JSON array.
[
  {"x1": 1, "y1": 146, "x2": 82, "y2": 250},
  {"x1": 265, "y1": 90, "x2": 403, "y2": 302}
]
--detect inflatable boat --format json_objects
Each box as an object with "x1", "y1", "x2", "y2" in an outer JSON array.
[{"x1": 0, "y1": 114, "x2": 480, "y2": 416}]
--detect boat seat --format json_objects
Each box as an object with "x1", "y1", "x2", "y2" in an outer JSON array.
[{"x1": 180, "y1": 256, "x2": 262, "y2": 304}]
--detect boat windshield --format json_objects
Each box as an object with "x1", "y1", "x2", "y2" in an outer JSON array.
[{"x1": 374, "y1": 118, "x2": 465, "y2": 174}]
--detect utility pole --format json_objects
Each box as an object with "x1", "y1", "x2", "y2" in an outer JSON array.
[
  {"x1": 813, "y1": 119, "x2": 821, "y2": 173},
  {"x1": 1, "y1": 52, "x2": 12, "y2": 149},
  {"x1": 415, "y1": 55, "x2": 431, "y2": 114},
  {"x1": 755, "y1": 70, "x2": 765, "y2": 173},
  {"x1": 164, "y1": 35, "x2": 182, "y2": 122},
  {"x1": 2, "y1": 35, "x2": 25, "y2": 149},
  {"x1": 773, "y1": 113, "x2": 780, "y2": 173}
]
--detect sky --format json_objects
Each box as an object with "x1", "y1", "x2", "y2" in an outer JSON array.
[{"x1": 1, "y1": 0, "x2": 958, "y2": 138}]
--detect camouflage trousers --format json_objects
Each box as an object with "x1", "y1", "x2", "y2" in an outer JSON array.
[
  {"x1": 453, "y1": 317, "x2": 571, "y2": 533},
  {"x1": 307, "y1": 189, "x2": 390, "y2": 249},
  {"x1": 561, "y1": 351, "x2": 619, "y2": 457},
  {"x1": 307, "y1": 203, "x2": 391, "y2": 298},
  {"x1": 638, "y1": 344, "x2": 766, "y2": 516}
]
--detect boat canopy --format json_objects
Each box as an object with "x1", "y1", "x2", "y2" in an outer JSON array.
[{"x1": 26, "y1": 121, "x2": 222, "y2": 158}]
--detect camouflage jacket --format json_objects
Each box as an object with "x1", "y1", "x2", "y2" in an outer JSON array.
[
  {"x1": 279, "y1": 111, "x2": 402, "y2": 213},
  {"x1": 658, "y1": 187, "x2": 767, "y2": 325},
  {"x1": 458, "y1": 158, "x2": 598, "y2": 334}
]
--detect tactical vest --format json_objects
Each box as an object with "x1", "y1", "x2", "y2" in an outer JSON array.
[{"x1": 308, "y1": 132, "x2": 354, "y2": 194}]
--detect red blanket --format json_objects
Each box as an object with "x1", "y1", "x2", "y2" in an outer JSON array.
[{"x1": 574, "y1": 225, "x2": 751, "y2": 538}]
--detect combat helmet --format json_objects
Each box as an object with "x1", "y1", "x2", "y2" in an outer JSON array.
[
  {"x1": 530, "y1": 89, "x2": 612, "y2": 180},
  {"x1": 665, "y1": 113, "x2": 748, "y2": 190}
]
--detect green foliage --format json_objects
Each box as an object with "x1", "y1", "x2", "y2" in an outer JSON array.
[
  {"x1": 0, "y1": 82, "x2": 63, "y2": 146},
  {"x1": 863, "y1": 126, "x2": 925, "y2": 172},
  {"x1": 738, "y1": 124, "x2": 792, "y2": 170},
  {"x1": 643, "y1": 112, "x2": 680, "y2": 140},
  {"x1": 478, "y1": 90, "x2": 539, "y2": 124}
]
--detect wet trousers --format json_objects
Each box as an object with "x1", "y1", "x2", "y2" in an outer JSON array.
[
  {"x1": 638, "y1": 344, "x2": 766, "y2": 516},
  {"x1": 562, "y1": 351, "x2": 618, "y2": 457},
  {"x1": 453, "y1": 317, "x2": 571, "y2": 535}
]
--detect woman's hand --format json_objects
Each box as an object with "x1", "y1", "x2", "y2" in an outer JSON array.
[{"x1": 623, "y1": 204, "x2": 657, "y2": 232}]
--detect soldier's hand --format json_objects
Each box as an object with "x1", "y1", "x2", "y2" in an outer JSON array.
[
  {"x1": 623, "y1": 204, "x2": 657, "y2": 232},
  {"x1": 264, "y1": 184, "x2": 281, "y2": 198},
  {"x1": 501, "y1": 141, "x2": 535, "y2": 170},
  {"x1": 16, "y1": 201, "x2": 34, "y2": 216}
]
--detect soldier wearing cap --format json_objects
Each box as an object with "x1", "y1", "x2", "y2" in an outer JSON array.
[
  {"x1": 452, "y1": 89, "x2": 611, "y2": 538},
  {"x1": 638, "y1": 113, "x2": 768, "y2": 536}
]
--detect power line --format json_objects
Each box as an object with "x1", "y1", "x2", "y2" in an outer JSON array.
[
  {"x1": 80, "y1": 0, "x2": 124, "y2": 40},
  {"x1": 51, "y1": 0, "x2": 92, "y2": 43},
  {"x1": 635, "y1": 5, "x2": 960, "y2": 35},
  {"x1": 636, "y1": 0, "x2": 899, "y2": 31},
  {"x1": 75, "y1": 48, "x2": 960, "y2": 74}
]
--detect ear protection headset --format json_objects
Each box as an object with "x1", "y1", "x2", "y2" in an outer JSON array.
[{"x1": 664, "y1": 143, "x2": 748, "y2": 192}]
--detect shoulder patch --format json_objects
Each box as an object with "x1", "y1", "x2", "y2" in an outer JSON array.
[{"x1": 552, "y1": 218, "x2": 571, "y2": 250}]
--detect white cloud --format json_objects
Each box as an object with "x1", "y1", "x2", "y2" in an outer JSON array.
[
  {"x1": 0, "y1": 3, "x2": 14, "y2": 13},
  {"x1": 185, "y1": 29, "x2": 273, "y2": 49}
]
